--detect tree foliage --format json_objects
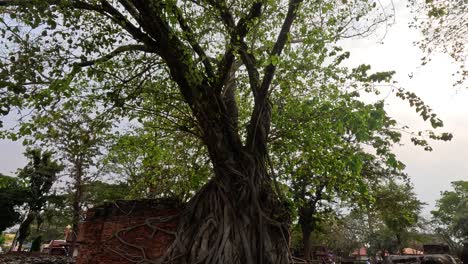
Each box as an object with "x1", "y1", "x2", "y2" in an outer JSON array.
[
  {"x1": 0, "y1": 173, "x2": 27, "y2": 232},
  {"x1": 431, "y1": 181, "x2": 468, "y2": 254},
  {"x1": 364, "y1": 180, "x2": 424, "y2": 255},
  {"x1": 82, "y1": 180, "x2": 129, "y2": 206},
  {"x1": 104, "y1": 123, "x2": 210, "y2": 201},
  {"x1": 34, "y1": 108, "x2": 113, "y2": 252}
]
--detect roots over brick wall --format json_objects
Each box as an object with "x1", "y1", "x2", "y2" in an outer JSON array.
[{"x1": 76, "y1": 199, "x2": 183, "y2": 264}]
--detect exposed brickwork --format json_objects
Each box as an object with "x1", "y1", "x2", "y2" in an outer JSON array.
[{"x1": 76, "y1": 199, "x2": 182, "y2": 264}]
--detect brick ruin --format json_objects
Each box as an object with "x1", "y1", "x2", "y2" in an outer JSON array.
[{"x1": 76, "y1": 199, "x2": 183, "y2": 264}]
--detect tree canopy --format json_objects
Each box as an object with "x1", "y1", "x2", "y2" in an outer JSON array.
[{"x1": 0, "y1": 0, "x2": 455, "y2": 263}]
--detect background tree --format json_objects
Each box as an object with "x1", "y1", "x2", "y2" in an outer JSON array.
[
  {"x1": 13, "y1": 148, "x2": 63, "y2": 251},
  {"x1": 368, "y1": 180, "x2": 424, "y2": 255},
  {"x1": 269, "y1": 58, "x2": 409, "y2": 260},
  {"x1": 81, "y1": 180, "x2": 129, "y2": 207},
  {"x1": 29, "y1": 106, "x2": 113, "y2": 253},
  {"x1": 0, "y1": 173, "x2": 27, "y2": 233},
  {"x1": 431, "y1": 181, "x2": 468, "y2": 255},
  {"x1": 26, "y1": 194, "x2": 72, "y2": 245},
  {"x1": 25, "y1": 181, "x2": 128, "y2": 246},
  {"x1": 0, "y1": 234, "x2": 5, "y2": 247}
]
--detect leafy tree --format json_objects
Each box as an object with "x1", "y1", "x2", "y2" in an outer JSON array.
[
  {"x1": 431, "y1": 181, "x2": 468, "y2": 255},
  {"x1": 369, "y1": 180, "x2": 424, "y2": 255},
  {"x1": 268, "y1": 61, "x2": 413, "y2": 260},
  {"x1": 314, "y1": 178, "x2": 425, "y2": 259},
  {"x1": 13, "y1": 148, "x2": 63, "y2": 251},
  {"x1": 0, "y1": 1, "x2": 451, "y2": 263},
  {"x1": 311, "y1": 211, "x2": 371, "y2": 257},
  {"x1": 28, "y1": 107, "x2": 113, "y2": 253},
  {"x1": 0, "y1": 174, "x2": 27, "y2": 232},
  {"x1": 25, "y1": 181, "x2": 127, "y2": 245}
]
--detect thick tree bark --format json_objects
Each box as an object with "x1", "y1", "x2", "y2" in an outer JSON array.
[
  {"x1": 302, "y1": 223, "x2": 312, "y2": 261},
  {"x1": 297, "y1": 182, "x2": 325, "y2": 262},
  {"x1": 299, "y1": 207, "x2": 316, "y2": 262},
  {"x1": 162, "y1": 152, "x2": 291, "y2": 264},
  {"x1": 461, "y1": 242, "x2": 468, "y2": 264}
]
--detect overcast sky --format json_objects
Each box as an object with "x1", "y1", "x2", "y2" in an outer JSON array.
[
  {"x1": 0, "y1": 0, "x2": 466, "y2": 216},
  {"x1": 340, "y1": 0, "x2": 468, "y2": 215}
]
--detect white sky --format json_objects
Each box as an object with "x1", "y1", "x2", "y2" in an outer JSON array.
[{"x1": 0, "y1": 0, "x2": 466, "y2": 216}]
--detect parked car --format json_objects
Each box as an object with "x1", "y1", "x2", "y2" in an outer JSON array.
[{"x1": 383, "y1": 254, "x2": 459, "y2": 264}]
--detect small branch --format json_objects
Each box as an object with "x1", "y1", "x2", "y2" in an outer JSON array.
[
  {"x1": 260, "y1": 0, "x2": 303, "y2": 96},
  {"x1": 75, "y1": 44, "x2": 154, "y2": 67},
  {"x1": 171, "y1": 4, "x2": 215, "y2": 80},
  {"x1": 214, "y1": 1, "x2": 263, "y2": 94},
  {"x1": 246, "y1": 0, "x2": 304, "y2": 154},
  {"x1": 234, "y1": 2, "x2": 263, "y2": 96},
  {"x1": 96, "y1": 0, "x2": 158, "y2": 47}
]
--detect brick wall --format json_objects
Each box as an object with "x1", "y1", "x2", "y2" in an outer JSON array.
[{"x1": 76, "y1": 199, "x2": 182, "y2": 264}]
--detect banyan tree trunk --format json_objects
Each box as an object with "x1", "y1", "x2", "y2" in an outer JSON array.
[{"x1": 161, "y1": 151, "x2": 292, "y2": 264}]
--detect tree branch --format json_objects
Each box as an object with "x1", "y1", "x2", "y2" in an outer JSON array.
[
  {"x1": 0, "y1": 0, "x2": 159, "y2": 49},
  {"x1": 171, "y1": 3, "x2": 215, "y2": 81},
  {"x1": 246, "y1": 0, "x2": 303, "y2": 155},
  {"x1": 96, "y1": 1, "x2": 158, "y2": 48},
  {"x1": 260, "y1": 0, "x2": 303, "y2": 97},
  {"x1": 232, "y1": 3, "x2": 264, "y2": 96},
  {"x1": 209, "y1": 1, "x2": 263, "y2": 95},
  {"x1": 75, "y1": 44, "x2": 154, "y2": 67}
]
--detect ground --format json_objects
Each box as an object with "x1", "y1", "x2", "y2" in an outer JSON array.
[{"x1": 0, "y1": 254, "x2": 74, "y2": 264}]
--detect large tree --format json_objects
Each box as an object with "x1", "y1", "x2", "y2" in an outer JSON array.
[
  {"x1": 270, "y1": 90, "x2": 402, "y2": 260},
  {"x1": 0, "y1": 1, "x2": 451, "y2": 263}
]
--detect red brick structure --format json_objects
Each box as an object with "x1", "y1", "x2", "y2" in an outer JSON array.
[{"x1": 76, "y1": 199, "x2": 182, "y2": 264}]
